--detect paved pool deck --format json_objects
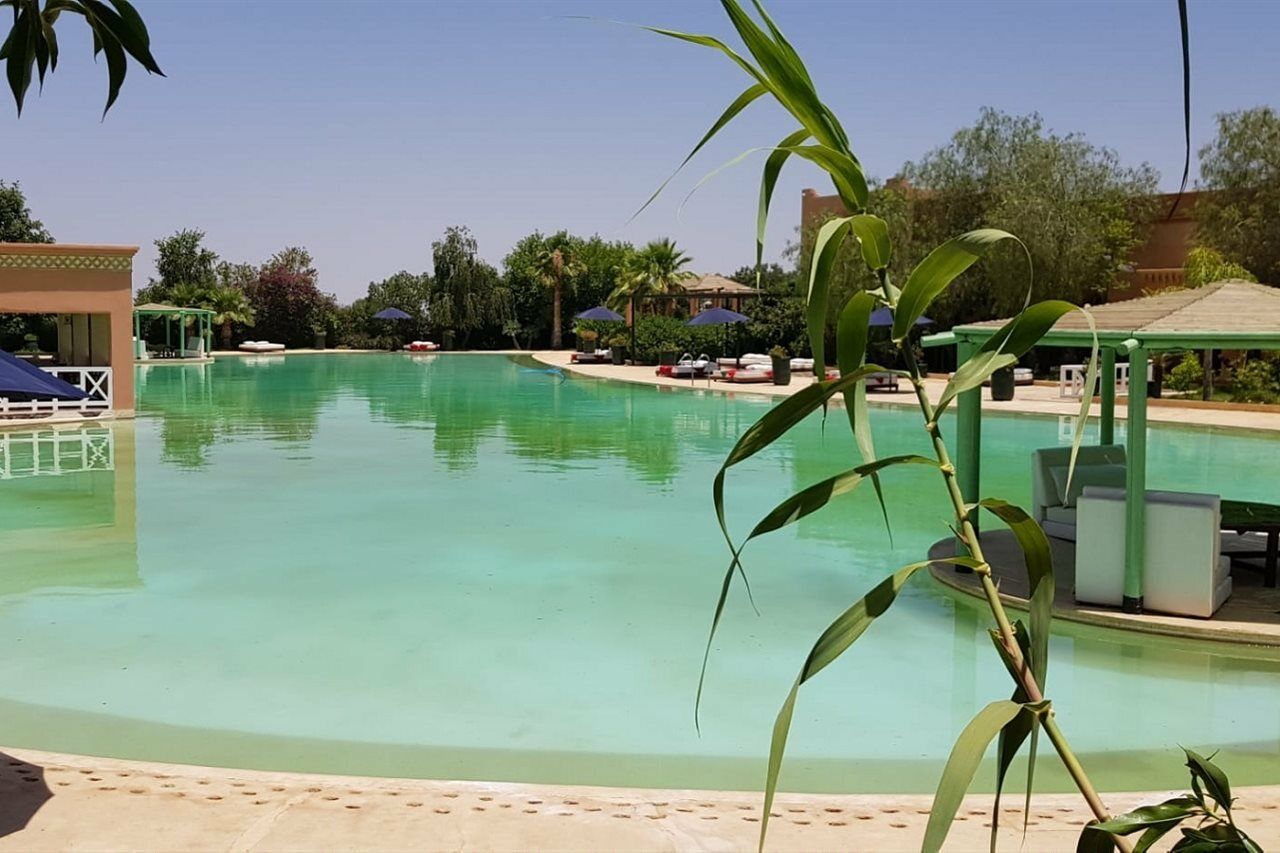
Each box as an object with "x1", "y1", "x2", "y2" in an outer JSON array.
[
  {"x1": 534, "y1": 351, "x2": 1280, "y2": 433},
  {"x1": 1, "y1": 748, "x2": 1276, "y2": 852}
]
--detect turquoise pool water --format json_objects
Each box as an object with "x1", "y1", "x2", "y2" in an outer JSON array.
[{"x1": 0, "y1": 353, "x2": 1276, "y2": 794}]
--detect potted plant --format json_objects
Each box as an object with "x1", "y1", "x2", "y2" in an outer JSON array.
[
  {"x1": 579, "y1": 328, "x2": 599, "y2": 353},
  {"x1": 769, "y1": 344, "x2": 791, "y2": 385},
  {"x1": 608, "y1": 334, "x2": 628, "y2": 365},
  {"x1": 21, "y1": 333, "x2": 39, "y2": 353},
  {"x1": 990, "y1": 363, "x2": 1016, "y2": 401},
  {"x1": 658, "y1": 342, "x2": 679, "y2": 366}
]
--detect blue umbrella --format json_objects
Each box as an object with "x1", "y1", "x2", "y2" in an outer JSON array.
[
  {"x1": 869, "y1": 306, "x2": 932, "y2": 327},
  {"x1": 373, "y1": 307, "x2": 412, "y2": 320},
  {"x1": 687, "y1": 306, "x2": 750, "y2": 326},
  {"x1": 0, "y1": 349, "x2": 88, "y2": 401},
  {"x1": 574, "y1": 306, "x2": 624, "y2": 321}
]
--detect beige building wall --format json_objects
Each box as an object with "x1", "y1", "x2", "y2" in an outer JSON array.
[{"x1": 0, "y1": 243, "x2": 139, "y2": 413}]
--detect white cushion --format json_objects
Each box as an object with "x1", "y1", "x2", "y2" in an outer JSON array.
[{"x1": 1049, "y1": 464, "x2": 1126, "y2": 507}]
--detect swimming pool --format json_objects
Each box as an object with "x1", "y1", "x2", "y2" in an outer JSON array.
[{"x1": 0, "y1": 353, "x2": 1276, "y2": 794}]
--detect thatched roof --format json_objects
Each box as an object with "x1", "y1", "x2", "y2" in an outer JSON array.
[
  {"x1": 683, "y1": 273, "x2": 759, "y2": 295},
  {"x1": 952, "y1": 280, "x2": 1280, "y2": 349}
]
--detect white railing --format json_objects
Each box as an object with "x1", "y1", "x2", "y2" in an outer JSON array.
[
  {"x1": 0, "y1": 426, "x2": 115, "y2": 479},
  {"x1": 0, "y1": 366, "x2": 113, "y2": 419},
  {"x1": 1058, "y1": 362, "x2": 1153, "y2": 399}
]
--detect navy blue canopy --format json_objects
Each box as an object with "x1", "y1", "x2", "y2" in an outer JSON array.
[
  {"x1": 574, "y1": 306, "x2": 624, "y2": 321},
  {"x1": 373, "y1": 307, "x2": 412, "y2": 320},
  {"x1": 0, "y1": 349, "x2": 88, "y2": 401},
  {"x1": 870, "y1": 306, "x2": 932, "y2": 327},
  {"x1": 687, "y1": 307, "x2": 750, "y2": 326}
]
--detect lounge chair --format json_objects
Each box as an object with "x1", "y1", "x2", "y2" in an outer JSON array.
[
  {"x1": 403, "y1": 340, "x2": 440, "y2": 352},
  {"x1": 718, "y1": 363, "x2": 772, "y2": 384},
  {"x1": 1030, "y1": 444, "x2": 1127, "y2": 541},
  {"x1": 866, "y1": 371, "x2": 900, "y2": 392},
  {"x1": 180, "y1": 336, "x2": 206, "y2": 359},
  {"x1": 1075, "y1": 486, "x2": 1232, "y2": 618},
  {"x1": 239, "y1": 340, "x2": 286, "y2": 353},
  {"x1": 571, "y1": 349, "x2": 610, "y2": 364},
  {"x1": 661, "y1": 353, "x2": 713, "y2": 378}
]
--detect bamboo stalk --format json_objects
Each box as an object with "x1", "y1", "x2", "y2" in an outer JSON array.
[{"x1": 881, "y1": 273, "x2": 1129, "y2": 851}]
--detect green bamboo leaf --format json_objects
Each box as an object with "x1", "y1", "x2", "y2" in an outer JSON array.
[
  {"x1": 95, "y1": 25, "x2": 126, "y2": 116},
  {"x1": 988, "y1": 621, "x2": 1035, "y2": 852},
  {"x1": 1077, "y1": 824, "x2": 1118, "y2": 853},
  {"x1": 632, "y1": 83, "x2": 768, "y2": 223},
  {"x1": 893, "y1": 229, "x2": 1024, "y2": 342},
  {"x1": 849, "y1": 214, "x2": 891, "y2": 270},
  {"x1": 717, "y1": 0, "x2": 846, "y2": 153},
  {"x1": 805, "y1": 216, "x2": 854, "y2": 377},
  {"x1": 780, "y1": 143, "x2": 867, "y2": 212},
  {"x1": 923, "y1": 700, "x2": 1034, "y2": 853},
  {"x1": 1183, "y1": 749, "x2": 1231, "y2": 810},
  {"x1": 1133, "y1": 821, "x2": 1179, "y2": 853},
  {"x1": 1093, "y1": 799, "x2": 1199, "y2": 834},
  {"x1": 5, "y1": 5, "x2": 34, "y2": 113},
  {"x1": 755, "y1": 128, "x2": 811, "y2": 276},
  {"x1": 759, "y1": 555, "x2": 986, "y2": 851},
  {"x1": 980, "y1": 499, "x2": 1053, "y2": 690},
  {"x1": 837, "y1": 291, "x2": 887, "y2": 531},
  {"x1": 695, "y1": 453, "x2": 935, "y2": 728},
  {"x1": 103, "y1": 0, "x2": 162, "y2": 73}
]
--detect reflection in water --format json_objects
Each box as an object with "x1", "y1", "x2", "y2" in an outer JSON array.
[
  {"x1": 0, "y1": 353, "x2": 1274, "y2": 791},
  {"x1": 0, "y1": 424, "x2": 138, "y2": 596}
]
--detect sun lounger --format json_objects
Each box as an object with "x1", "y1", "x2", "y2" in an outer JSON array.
[
  {"x1": 404, "y1": 341, "x2": 439, "y2": 352},
  {"x1": 661, "y1": 353, "x2": 713, "y2": 378},
  {"x1": 719, "y1": 364, "x2": 772, "y2": 384},
  {"x1": 866, "y1": 371, "x2": 900, "y2": 392},
  {"x1": 571, "y1": 349, "x2": 611, "y2": 364},
  {"x1": 239, "y1": 341, "x2": 286, "y2": 353}
]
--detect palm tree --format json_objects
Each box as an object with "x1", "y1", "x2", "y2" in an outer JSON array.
[
  {"x1": 534, "y1": 235, "x2": 585, "y2": 349},
  {"x1": 607, "y1": 238, "x2": 695, "y2": 316},
  {"x1": 205, "y1": 286, "x2": 256, "y2": 350}
]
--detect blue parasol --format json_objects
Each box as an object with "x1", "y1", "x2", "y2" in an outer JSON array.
[
  {"x1": 686, "y1": 307, "x2": 750, "y2": 326},
  {"x1": 0, "y1": 349, "x2": 88, "y2": 401},
  {"x1": 574, "y1": 306, "x2": 624, "y2": 321},
  {"x1": 869, "y1": 306, "x2": 932, "y2": 327},
  {"x1": 373, "y1": 307, "x2": 412, "y2": 321}
]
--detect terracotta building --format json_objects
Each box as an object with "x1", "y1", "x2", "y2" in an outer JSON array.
[{"x1": 0, "y1": 242, "x2": 139, "y2": 419}]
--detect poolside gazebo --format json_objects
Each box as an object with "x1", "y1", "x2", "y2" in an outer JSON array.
[
  {"x1": 925, "y1": 279, "x2": 1280, "y2": 613},
  {"x1": 133, "y1": 303, "x2": 215, "y2": 361}
]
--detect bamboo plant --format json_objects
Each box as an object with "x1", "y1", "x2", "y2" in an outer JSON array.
[{"x1": 618, "y1": 2, "x2": 1131, "y2": 851}]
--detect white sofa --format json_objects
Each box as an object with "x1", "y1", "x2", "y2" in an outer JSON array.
[
  {"x1": 1075, "y1": 485, "x2": 1232, "y2": 618},
  {"x1": 1031, "y1": 444, "x2": 1127, "y2": 541}
]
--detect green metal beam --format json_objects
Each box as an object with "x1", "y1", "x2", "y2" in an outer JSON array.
[
  {"x1": 1100, "y1": 347, "x2": 1116, "y2": 445},
  {"x1": 1123, "y1": 347, "x2": 1149, "y2": 613}
]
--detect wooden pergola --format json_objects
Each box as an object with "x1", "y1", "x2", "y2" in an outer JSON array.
[{"x1": 925, "y1": 279, "x2": 1280, "y2": 613}]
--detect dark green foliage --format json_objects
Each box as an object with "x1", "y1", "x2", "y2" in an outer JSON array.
[
  {"x1": 137, "y1": 229, "x2": 219, "y2": 305},
  {"x1": 429, "y1": 226, "x2": 510, "y2": 346},
  {"x1": 628, "y1": 315, "x2": 729, "y2": 363},
  {"x1": 0, "y1": 0, "x2": 163, "y2": 116},
  {"x1": 1087, "y1": 749, "x2": 1261, "y2": 852},
  {"x1": 1196, "y1": 107, "x2": 1280, "y2": 285},
  {"x1": 1228, "y1": 358, "x2": 1279, "y2": 404},
  {"x1": 243, "y1": 247, "x2": 339, "y2": 349},
  {"x1": 1166, "y1": 352, "x2": 1205, "y2": 394},
  {"x1": 0, "y1": 179, "x2": 51, "y2": 242}
]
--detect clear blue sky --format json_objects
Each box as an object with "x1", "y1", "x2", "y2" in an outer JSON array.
[{"x1": 5, "y1": 0, "x2": 1277, "y2": 300}]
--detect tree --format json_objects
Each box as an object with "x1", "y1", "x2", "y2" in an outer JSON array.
[
  {"x1": 244, "y1": 246, "x2": 337, "y2": 348},
  {"x1": 897, "y1": 109, "x2": 1158, "y2": 326},
  {"x1": 0, "y1": 180, "x2": 52, "y2": 242},
  {"x1": 729, "y1": 262, "x2": 795, "y2": 294},
  {"x1": 1183, "y1": 246, "x2": 1256, "y2": 289},
  {"x1": 1196, "y1": 107, "x2": 1280, "y2": 284},
  {"x1": 1, "y1": 0, "x2": 163, "y2": 116},
  {"x1": 607, "y1": 238, "x2": 695, "y2": 314},
  {"x1": 429, "y1": 226, "x2": 510, "y2": 345},
  {"x1": 138, "y1": 229, "x2": 219, "y2": 304},
  {"x1": 205, "y1": 286, "x2": 255, "y2": 350},
  {"x1": 534, "y1": 232, "x2": 585, "y2": 349}
]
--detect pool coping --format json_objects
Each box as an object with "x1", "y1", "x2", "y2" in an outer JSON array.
[
  {"x1": 533, "y1": 351, "x2": 1280, "y2": 434},
  {"x1": 1, "y1": 746, "x2": 1275, "y2": 851}
]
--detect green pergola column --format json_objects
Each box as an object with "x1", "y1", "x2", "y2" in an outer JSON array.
[
  {"x1": 1123, "y1": 346, "x2": 1148, "y2": 613},
  {"x1": 133, "y1": 311, "x2": 142, "y2": 358},
  {"x1": 955, "y1": 337, "x2": 982, "y2": 550},
  {"x1": 1099, "y1": 346, "x2": 1116, "y2": 445}
]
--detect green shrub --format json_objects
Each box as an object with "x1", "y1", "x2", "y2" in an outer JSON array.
[
  {"x1": 1230, "y1": 359, "x2": 1279, "y2": 404},
  {"x1": 1166, "y1": 352, "x2": 1205, "y2": 394},
  {"x1": 630, "y1": 315, "x2": 726, "y2": 363}
]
